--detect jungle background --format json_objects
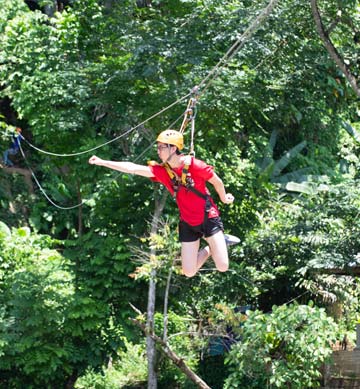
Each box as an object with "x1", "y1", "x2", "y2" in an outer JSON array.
[{"x1": 0, "y1": 0, "x2": 360, "y2": 388}]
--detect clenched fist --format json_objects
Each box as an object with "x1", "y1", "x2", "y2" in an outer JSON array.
[{"x1": 88, "y1": 155, "x2": 103, "y2": 165}]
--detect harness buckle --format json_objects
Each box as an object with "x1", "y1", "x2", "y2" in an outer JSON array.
[
  {"x1": 185, "y1": 175, "x2": 194, "y2": 188},
  {"x1": 205, "y1": 197, "x2": 212, "y2": 213}
]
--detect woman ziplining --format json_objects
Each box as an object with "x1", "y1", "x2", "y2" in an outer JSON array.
[{"x1": 89, "y1": 129, "x2": 239, "y2": 277}]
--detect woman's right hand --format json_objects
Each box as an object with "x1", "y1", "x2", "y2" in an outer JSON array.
[{"x1": 88, "y1": 155, "x2": 103, "y2": 165}]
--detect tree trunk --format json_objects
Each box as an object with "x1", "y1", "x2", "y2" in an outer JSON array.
[
  {"x1": 310, "y1": 0, "x2": 360, "y2": 98},
  {"x1": 104, "y1": 0, "x2": 116, "y2": 9},
  {"x1": 147, "y1": 188, "x2": 168, "y2": 389},
  {"x1": 147, "y1": 268, "x2": 157, "y2": 389},
  {"x1": 163, "y1": 258, "x2": 176, "y2": 343},
  {"x1": 65, "y1": 370, "x2": 78, "y2": 389}
]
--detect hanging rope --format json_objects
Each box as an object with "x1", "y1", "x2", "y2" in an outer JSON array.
[
  {"x1": 18, "y1": 142, "x2": 87, "y2": 210},
  {"x1": 179, "y1": 86, "x2": 199, "y2": 156}
]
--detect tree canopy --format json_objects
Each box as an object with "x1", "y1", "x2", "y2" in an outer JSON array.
[{"x1": 0, "y1": 0, "x2": 360, "y2": 387}]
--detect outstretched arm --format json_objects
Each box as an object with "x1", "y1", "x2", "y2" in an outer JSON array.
[
  {"x1": 208, "y1": 173, "x2": 234, "y2": 204},
  {"x1": 88, "y1": 155, "x2": 154, "y2": 178}
]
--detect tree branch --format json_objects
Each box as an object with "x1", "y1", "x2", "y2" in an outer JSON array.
[
  {"x1": 130, "y1": 317, "x2": 211, "y2": 389},
  {"x1": 1, "y1": 165, "x2": 34, "y2": 194},
  {"x1": 310, "y1": 0, "x2": 360, "y2": 98}
]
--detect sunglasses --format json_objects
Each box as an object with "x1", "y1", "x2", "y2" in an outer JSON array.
[{"x1": 157, "y1": 144, "x2": 170, "y2": 151}]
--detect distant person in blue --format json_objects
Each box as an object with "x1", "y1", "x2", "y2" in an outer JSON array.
[{"x1": 3, "y1": 127, "x2": 22, "y2": 167}]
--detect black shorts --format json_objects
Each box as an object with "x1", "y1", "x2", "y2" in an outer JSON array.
[{"x1": 179, "y1": 217, "x2": 224, "y2": 242}]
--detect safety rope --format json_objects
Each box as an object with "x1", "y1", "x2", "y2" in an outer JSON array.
[
  {"x1": 18, "y1": 142, "x2": 87, "y2": 210},
  {"x1": 21, "y1": 92, "x2": 192, "y2": 157}
]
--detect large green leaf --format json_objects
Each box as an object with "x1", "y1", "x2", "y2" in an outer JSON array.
[
  {"x1": 272, "y1": 140, "x2": 307, "y2": 178},
  {"x1": 282, "y1": 181, "x2": 329, "y2": 195}
]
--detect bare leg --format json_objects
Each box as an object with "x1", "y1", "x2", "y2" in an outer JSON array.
[
  {"x1": 181, "y1": 230, "x2": 229, "y2": 277},
  {"x1": 181, "y1": 240, "x2": 211, "y2": 277},
  {"x1": 204, "y1": 230, "x2": 229, "y2": 272}
]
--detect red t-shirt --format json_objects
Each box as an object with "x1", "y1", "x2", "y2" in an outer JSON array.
[{"x1": 149, "y1": 158, "x2": 220, "y2": 226}]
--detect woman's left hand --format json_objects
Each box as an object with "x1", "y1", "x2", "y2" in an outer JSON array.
[{"x1": 222, "y1": 193, "x2": 234, "y2": 204}]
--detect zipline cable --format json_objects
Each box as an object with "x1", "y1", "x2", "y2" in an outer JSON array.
[
  {"x1": 172, "y1": 0, "x2": 281, "y2": 149},
  {"x1": 197, "y1": 0, "x2": 280, "y2": 98},
  {"x1": 20, "y1": 92, "x2": 192, "y2": 157}
]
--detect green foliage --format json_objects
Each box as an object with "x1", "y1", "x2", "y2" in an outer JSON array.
[
  {"x1": 255, "y1": 130, "x2": 331, "y2": 195},
  {"x1": 0, "y1": 0, "x2": 359, "y2": 387},
  {"x1": 0, "y1": 224, "x2": 76, "y2": 386},
  {"x1": 64, "y1": 231, "x2": 142, "y2": 336},
  {"x1": 224, "y1": 303, "x2": 337, "y2": 389},
  {"x1": 75, "y1": 338, "x2": 147, "y2": 389},
  {"x1": 0, "y1": 223, "x2": 128, "y2": 388}
]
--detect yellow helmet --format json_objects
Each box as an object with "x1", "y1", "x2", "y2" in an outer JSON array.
[{"x1": 156, "y1": 129, "x2": 184, "y2": 150}]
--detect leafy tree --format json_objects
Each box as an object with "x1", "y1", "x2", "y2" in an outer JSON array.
[
  {"x1": 224, "y1": 303, "x2": 337, "y2": 389},
  {"x1": 0, "y1": 223, "x2": 128, "y2": 388}
]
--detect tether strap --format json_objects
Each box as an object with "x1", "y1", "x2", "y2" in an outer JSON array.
[{"x1": 180, "y1": 86, "x2": 199, "y2": 157}]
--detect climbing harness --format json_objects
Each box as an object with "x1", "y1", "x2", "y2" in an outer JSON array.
[{"x1": 161, "y1": 158, "x2": 212, "y2": 227}]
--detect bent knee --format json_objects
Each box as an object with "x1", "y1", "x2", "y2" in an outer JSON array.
[
  {"x1": 182, "y1": 267, "x2": 197, "y2": 278},
  {"x1": 216, "y1": 262, "x2": 229, "y2": 273}
]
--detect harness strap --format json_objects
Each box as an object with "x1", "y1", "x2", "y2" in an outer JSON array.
[
  {"x1": 163, "y1": 160, "x2": 212, "y2": 227},
  {"x1": 186, "y1": 185, "x2": 212, "y2": 228},
  {"x1": 148, "y1": 159, "x2": 211, "y2": 225}
]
